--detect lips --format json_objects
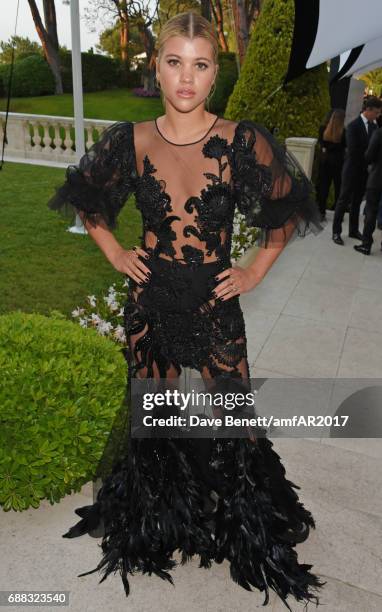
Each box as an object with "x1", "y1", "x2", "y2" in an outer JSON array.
[{"x1": 177, "y1": 89, "x2": 195, "y2": 96}]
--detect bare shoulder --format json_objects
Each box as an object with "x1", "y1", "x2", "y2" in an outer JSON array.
[
  {"x1": 131, "y1": 119, "x2": 154, "y2": 153},
  {"x1": 218, "y1": 117, "x2": 240, "y2": 141}
]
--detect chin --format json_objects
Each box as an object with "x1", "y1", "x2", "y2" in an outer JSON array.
[{"x1": 169, "y1": 96, "x2": 205, "y2": 110}]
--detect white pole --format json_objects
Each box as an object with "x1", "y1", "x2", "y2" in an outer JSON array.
[{"x1": 69, "y1": 0, "x2": 87, "y2": 234}]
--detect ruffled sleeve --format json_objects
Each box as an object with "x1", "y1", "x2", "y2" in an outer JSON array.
[
  {"x1": 47, "y1": 121, "x2": 138, "y2": 230},
  {"x1": 231, "y1": 119, "x2": 324, "y2": 248}
]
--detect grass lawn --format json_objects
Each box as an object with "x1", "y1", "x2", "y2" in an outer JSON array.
[
  {"x1": 1, "y1": 161, "x2": 142, "y2": 317},
  {"x1": 0, "y1": 88, "x2": 163, "y2": 121}
]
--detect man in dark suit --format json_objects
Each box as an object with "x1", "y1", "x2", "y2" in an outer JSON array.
[
  {"x1": 354, "y1": 127, "x2": 382, "y2": 255},
  {"x1": 332, "y1": 96, "x2": 382, "y2": 245}
]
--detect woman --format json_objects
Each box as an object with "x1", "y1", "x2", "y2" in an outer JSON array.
[
  {"x1": 48, "y1": 11, "x2": 325, "y2": 611},
  {"x1": 315, "y1": 108, "x2": 346, "y2": 221}
]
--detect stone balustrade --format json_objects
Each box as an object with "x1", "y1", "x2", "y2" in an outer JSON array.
[
  {"x1": 1, "y1": 112, "x2": 318, "y2": 179},
  {"x1": 0, "y1": 112, "x2": 114, "y2": 167}
]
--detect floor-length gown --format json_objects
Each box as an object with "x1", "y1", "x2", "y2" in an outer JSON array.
[{"x1": 48, "y1": 115, "x2": 326, "y2": 610}]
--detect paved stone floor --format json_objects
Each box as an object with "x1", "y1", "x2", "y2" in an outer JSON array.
[{"x1": 2, "y1": 210, "x2": 381, "y2": 612}]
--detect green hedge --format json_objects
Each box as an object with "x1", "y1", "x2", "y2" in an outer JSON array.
[
  {"x1": 59, "y1": 49, "x2": 121, "y2": 93},
  {"x1": 225, "y1": 0, "x2": 330, "y2": 140},
  {"x1": 0, "y1": 311, "x2": 127, "y2": 511},
  {"x1": 0, "y1": 54, "x2": 55, "y2": 97},
  {"x1": 210, "y1": 52, "x2": 239, "y2": 115}
]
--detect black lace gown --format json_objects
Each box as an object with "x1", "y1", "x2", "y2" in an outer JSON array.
[{"x1": 48, "y1": 116, "x2": 325, "y2": 610}]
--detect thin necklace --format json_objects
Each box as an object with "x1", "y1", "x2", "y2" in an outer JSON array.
[{"x1": 154, "y1": 114, "x2": 219, "y2": 146}]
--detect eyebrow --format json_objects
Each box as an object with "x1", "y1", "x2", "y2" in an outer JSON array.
[{"x1": 164, "y1": 54, "x2": 212, "y2": 62}]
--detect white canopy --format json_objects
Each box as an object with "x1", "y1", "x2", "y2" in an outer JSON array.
[
  {"x1": 285, "y1": 0, "x2": 382, "y2": 82},
  {"x1": 335, "y1": 36, "x2": 382, "y2": 80}
]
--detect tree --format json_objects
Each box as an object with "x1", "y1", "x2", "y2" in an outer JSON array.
[
  {"x1": 225, "y1": 0, "x2": 330, "y2": 140},
  {"x1": 156, "y1": 0, "x2": 199, "y2": 27},
  {"x1": 27, "y1": 0, "x2": 63, "y2": 94},
  {"x1": 361, "y1": 68, "x2": 382, "y2": 97},
  {"x1": 229, "y1": 0, "x2": 261, "y2": 64},
  {"x1": 210, "y1": 0, "x2": 229, "y2": 52},
  {"x1": 86, "y1": 0, "x2": 134, "y2": 84},
  {"x1": 96, "y1": 23, "x2": 144, "y2": 60},
  {"x1": 0, "y1": 36, "x2": 42, "y2": 64},
  {"x1": 86, "y1": 0, "x2": 160, "y2": 92}
]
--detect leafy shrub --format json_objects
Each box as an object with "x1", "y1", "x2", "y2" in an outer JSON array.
[
  {"x1": 225, "y1": 0, "x2": 330, "y2": 140},
  {"x1": 210, "y1": 52, "x2": 239, "y2": 115},
  {"x1": 0, "y1": 311, "x2": 127, "y2": 511},
  {"x1": 59, "y1": 49, "x2": 120, "y2": 93},
  {"x1": 125, "y1": 67, "x2": 143, "y2": 88},
  {"x1": 0, "y1": 55, "x2": 55, "y2": 97}
]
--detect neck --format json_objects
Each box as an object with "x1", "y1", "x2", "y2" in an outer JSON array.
[{"x1": 159, "y1": 105, "x2": 216, "y2": 141}]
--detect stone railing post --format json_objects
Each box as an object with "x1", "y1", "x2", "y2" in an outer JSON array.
[
  {"x1": 1, "y1": 115, "x2": 27, "y2": 158},
  {"x1": 285, "y1": 137, "x2": 317, "y2": 180}
]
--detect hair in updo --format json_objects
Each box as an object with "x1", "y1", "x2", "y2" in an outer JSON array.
[{"x1": 155, "y1": 11, "x2": 219, "y2": 65}]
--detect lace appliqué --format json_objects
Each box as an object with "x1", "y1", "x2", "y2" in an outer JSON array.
[
  {"x1": 135, "y1": 156, "x2": 179, "y2": 258},
  {"x1": 183, "y1": 135, "x2": 235, "y2": 262}
]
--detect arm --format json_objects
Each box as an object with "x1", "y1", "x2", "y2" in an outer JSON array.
[
  {"x1": 365, "y1": 129, "x2": 381, "y2": 165},
  {"x1": 242, "y1": 129, "x2": 297, "y2": 285},
  {"x1": 48, "y1": 121, "x2": 150, "y2": 283},
  {"x1": 215, "y1": 122, "x2": 323, "y2": 300},
  {"x1": 318, "y1": 125, "x2": 325, "y2": 147},
  {"x1": 345, "y1": 121, "x2": 362, "y2": 159},
  {"x1": 75, "y1": 216, "x2": 149, "y2": 281}
]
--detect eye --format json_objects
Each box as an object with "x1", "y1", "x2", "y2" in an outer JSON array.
[
  {"x1": 167, "y1": 59, "x2": 179, "y2": 66},
  {"x1": 196, "y1": 62, "x2": 209, "y2": 70}
]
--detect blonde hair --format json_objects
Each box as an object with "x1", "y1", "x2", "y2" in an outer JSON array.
[
  {"x1": 155, "y1": 11, "x2": 219, "y2": 107},
  {"x1": 323, "y1": 109, "x2": 345, "y2": 143}
]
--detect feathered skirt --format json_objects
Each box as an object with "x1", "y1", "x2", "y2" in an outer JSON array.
[{"x1": 62, "y1": 252, "x2": 325, "y2": 611}]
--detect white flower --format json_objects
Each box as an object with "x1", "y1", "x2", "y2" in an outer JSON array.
[
  {"x1": 113, "y1": 325, "x2": 126, "y2": 342},
  {"x1": 79, "y1": 317, "x2": 88, "y2": 328},
  {"x1": 117, "y1": 307, "x2": 125, "y2": 317},
  {"x1": 97, "y1": 320, "x2": 113, "y2": 335},
  {"x1": 72, "y1": 307, "x2": 85, "y2": 318},
  {"x1": 90, "y1": 313, "x2": 102, "y2": 326},
  {"x1": 87, "y1": 295, "x2": 97, "y2": 307},
  {"x1": 104, "y1": 295, "x2": 120, "y2": 311}
]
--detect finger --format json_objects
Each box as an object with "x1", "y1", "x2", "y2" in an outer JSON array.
[
  {"x1": 125, "y1": 270, "x2": 143, "y2": 284},
  {"x1": 214, "y1": 277, "x2": 237, "y2": 297},
  {"x1": 215, "y1": 283, "x2": 234, "y2": 299},
  {"x1": 134, "y1": 258, "x2": 152, "y2": 276},
  {"x1": 135, "y1": 247, "x2": 150, "y2": 259},
  {"x1": 127, "y1": 264, "x2": 150, "y2": 284},
  {"x1": 215, "y1": 268, "x2": 233, "y2": 282},
  {"x1": 221, "y1": 287, "x2": 238, "y2": 301}
]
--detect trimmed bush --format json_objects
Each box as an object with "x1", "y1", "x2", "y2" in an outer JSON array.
[
  {"x1": 210, "y1": 52, "x2": 239, "y2": 115},
  {"x1": 225, "y1": 0, "x2": 330, "y2": 140},
  {"x1": 0, "y1": 54, "x2": 55, "y2": 97},
  {"x1": 0, "y1": 311, "x2": 127, "y2": 511},
  {"x1": 59, "y1": 49, "x2": 121, "y2": 93}
]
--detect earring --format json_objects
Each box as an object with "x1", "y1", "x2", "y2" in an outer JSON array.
[{"x1": 206, "y1": 81, "x2": 216, "y2": 109}]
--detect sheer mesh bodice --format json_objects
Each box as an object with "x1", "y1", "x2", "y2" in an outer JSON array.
[
  {"x1": 48, "y1": 115, "x2": 323, "y2": 259},
  {"x1": 133, "y1": 116, "x2": 237, "y2": 265}
]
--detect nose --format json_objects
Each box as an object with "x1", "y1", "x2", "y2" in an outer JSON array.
[{"x1": 180, "y1": 67, "x2": 194, "y2": 84}]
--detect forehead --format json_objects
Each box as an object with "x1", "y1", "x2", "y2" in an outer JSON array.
[{"x1": 162, "y1": 35, "x2": 214, "y2": 59}]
